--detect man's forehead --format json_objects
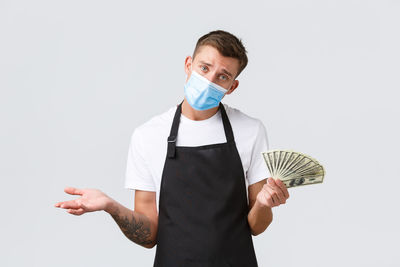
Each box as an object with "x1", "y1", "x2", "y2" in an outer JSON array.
[{"x1": 193, "y1": 45, "x2": 239, "y2": 76}]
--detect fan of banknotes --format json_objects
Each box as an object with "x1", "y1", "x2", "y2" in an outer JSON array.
[{"x1": 262, "y1": 150, "x2": 325, "y2": 188}]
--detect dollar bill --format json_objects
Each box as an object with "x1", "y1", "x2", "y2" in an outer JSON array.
[{"x1": 261, "y1": 150, "x2": 325, "y2": 188}]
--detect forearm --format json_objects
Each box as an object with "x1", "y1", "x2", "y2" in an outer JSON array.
[
  {"x1": 247, "y1": 200, "x2": 273, "y2": 236},
  {"x1": 105, "y1": 199, "x2": 157, "y2": 248}
]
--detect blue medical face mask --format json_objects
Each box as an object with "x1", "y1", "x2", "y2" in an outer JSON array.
[{"x1": 184, "y1": 70, "x2": 228, "y2": 111}]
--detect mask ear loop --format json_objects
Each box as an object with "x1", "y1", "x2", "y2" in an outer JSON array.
[{"x1": 184, "y1": 64, "x2": 193, "y2": 83}]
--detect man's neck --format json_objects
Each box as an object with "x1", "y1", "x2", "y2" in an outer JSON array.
[{"x1": 181, "y1": 98, "x2": 220, "y2": 121}]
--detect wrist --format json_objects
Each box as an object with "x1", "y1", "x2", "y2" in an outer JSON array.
[{"x1": 104, "y1": 197, "x2": 116, "y2": 214}]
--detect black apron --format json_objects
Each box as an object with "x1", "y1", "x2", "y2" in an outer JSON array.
[{"x1": 153, "y1": 101, "x2": 258, "y2": 267}]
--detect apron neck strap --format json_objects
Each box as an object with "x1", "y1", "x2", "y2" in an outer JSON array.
[{"x1": 167, "y1": 100, "x2": 235, "y2": 158}]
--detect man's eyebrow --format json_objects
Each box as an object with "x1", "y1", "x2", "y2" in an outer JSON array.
[
  {"x1": 221, "y1": 69, "x2": 233, "y2": 78},
  {"x1": 198, "y1": 60, "x2": 233, "y2": 78},
  {"x1": 199, "y1": 60, "x2": 213, "y2": 66}
]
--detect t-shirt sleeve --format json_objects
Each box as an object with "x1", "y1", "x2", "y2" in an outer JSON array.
[
  {"x1": 246, "y1": 119, "x2": 271, "y2": 186},
  {"x1": 124, "y1": 128, "x2": 156, "y2": 191}
]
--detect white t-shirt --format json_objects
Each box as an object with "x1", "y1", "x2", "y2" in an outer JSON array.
[{"x1": 124, "y1": 103, "x2": 271, "y2": 212}]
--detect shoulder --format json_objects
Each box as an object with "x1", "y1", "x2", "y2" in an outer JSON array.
[
  {"x1": 130, "y1": 105, "x2": 177, "y2": 141},
  {"x1": 223, "y1": 102, "x2": 265, "y2": 132}
]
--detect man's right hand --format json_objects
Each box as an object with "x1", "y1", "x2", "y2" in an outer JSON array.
[
  {"x1": 55, "y1": 187, "x2": 158, "y2": 248},
  {"x1": 54, "y1": 187, "x2": 112, "y2": 215}
]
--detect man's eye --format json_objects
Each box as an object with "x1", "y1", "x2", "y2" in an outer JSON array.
[
  {"x1": 219, "y1": 75, "x2": 228, "y2": 81},
  {"x1": 200, "y1": 65, "x2": 208, "y2": 72}
]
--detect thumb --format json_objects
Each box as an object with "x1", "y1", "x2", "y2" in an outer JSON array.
[
  {"x1": 64, "y1": 187, "x2": 83, "y2": 196},
  {"x1": 267, "y1": 178, "x2": 278, "y2": 187}
]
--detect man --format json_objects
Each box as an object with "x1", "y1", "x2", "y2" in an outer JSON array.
[{"x1": 55, "y1": 30, "x2": 290, "y2": 266}]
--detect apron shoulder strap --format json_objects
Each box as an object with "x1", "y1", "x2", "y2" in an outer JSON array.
[
  {"x1": 167, "y1": 101, "x2": 183, "y2": 158},
  {"x1": 219, "y1": 102, "x2": 235, "y2": 143}
]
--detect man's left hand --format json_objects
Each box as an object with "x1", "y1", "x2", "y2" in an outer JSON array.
[{"x1": 256, "y1": 177, "x2": 290, "y2": 208}]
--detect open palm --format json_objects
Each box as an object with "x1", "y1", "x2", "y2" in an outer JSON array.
[{"x1": 54, "y1": 187, "x2": 111, "y2": 215}]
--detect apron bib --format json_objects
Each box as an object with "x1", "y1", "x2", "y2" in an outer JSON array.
[{"x1": 153, "y1": 101, "x2": 258, "y2": 267}]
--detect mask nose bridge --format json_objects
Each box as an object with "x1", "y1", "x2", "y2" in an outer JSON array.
[
  {"x1": 207, "y1": 69, "x2": 230, "y2": 90},
  {"x1": 191, "y1": 65, "x2": 218, "y2": 84},
  {"x1": 207, "y1": 70, "x2": 220, "y2": 84}
]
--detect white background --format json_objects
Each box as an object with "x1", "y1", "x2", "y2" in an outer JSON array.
[{"x1": 1, "y1": 0, "x2": 399, "y2": 266}]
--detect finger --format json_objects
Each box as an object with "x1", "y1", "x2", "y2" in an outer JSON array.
[
  {"x1": 275, "y1": 179, "x2": 290, "y2": 199},
  {"x1": 259, "y1": 185, "x2": 274, "y2": 207},
  {"x1": 267, "y1": 182, "x2": 286, "y2": 204},
  {"x1": 67, "y1": 208, "x2": 85, "y2": 216},
  {"x1": 264, "y1": 186, "x2": 280, "y2": 206},
  {"x1": 262, "y1": 190, "x2": 275, "y2": 207},
  {"x1": 59, "y1": 199, "x2": 82, "y2": 209},
  {"x1": 267, "y1": 178, "x2": 280, "y2": 191},
  {"x1": 64, "y1": 187, "x2": 83, "y2": 196},
  {"x1": 265, "y1": 197, "x2": 274, "y2": 208},
  {"x1": 266, "y1": 182, "x2": 285, "y2": 204},
  {"x1": 268, "y1": 178, "x2": 288, "y2": 203}
]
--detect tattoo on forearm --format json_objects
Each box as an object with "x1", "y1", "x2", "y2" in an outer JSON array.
[{"x1": 111, "y1": 208, "x2": 153, "y2": 246}]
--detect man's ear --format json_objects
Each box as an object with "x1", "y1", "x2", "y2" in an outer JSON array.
[
  {"x1": 184, "y1": 56, "x2": 193, "y2": 76},
  {"x1": 226, "y1": 80, "x2": 239, "y2": 95}
]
